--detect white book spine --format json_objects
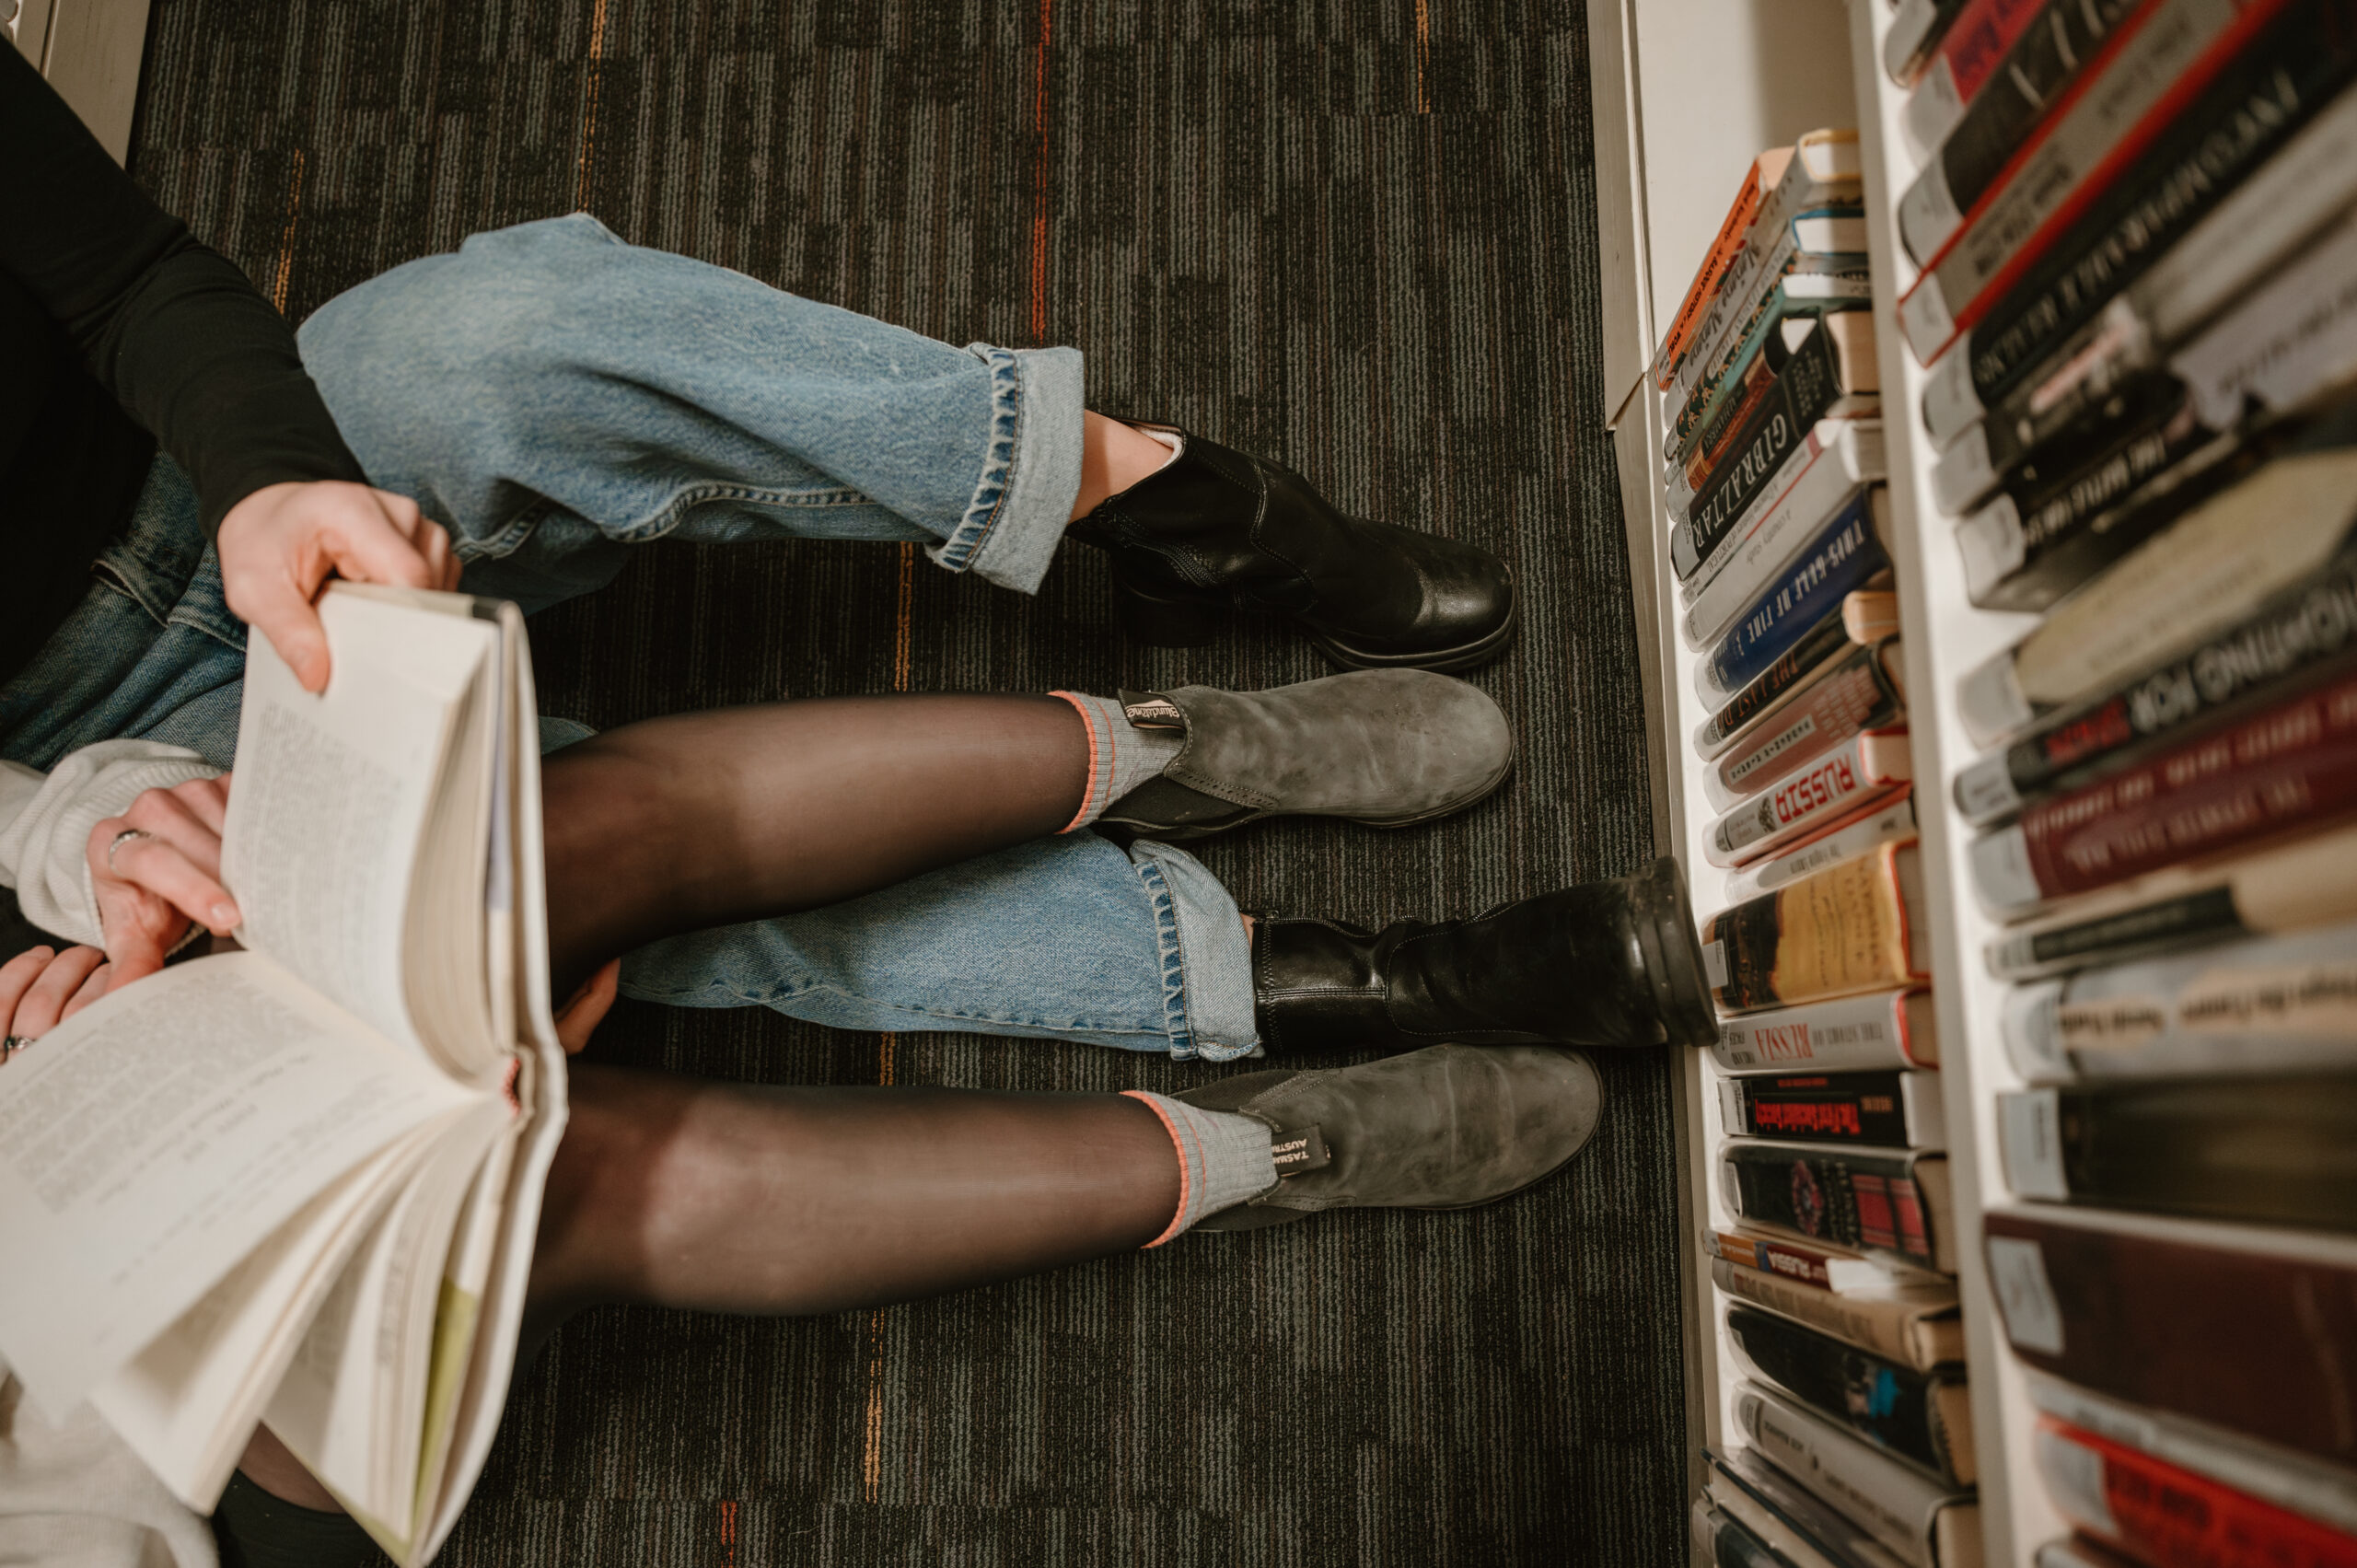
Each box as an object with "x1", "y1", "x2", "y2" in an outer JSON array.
[
  {"x1": 1720, "y1": 798, "x2": 1921, "y2": 901},
  {"x1": 1705, "y1": 733, "x2": 1908, "y2": 868},
  {"x1": 1900, "y1": 53, "x2": 1965, "y2": 161},
  {"x1": 1737, "y1": 1383, "x2": 1958, "y2": 1568},
  {"x1": 1683, "y1": 424, "x2": 1888, "y2": 650},
  {"x1": 1712, "y1": 986, "x2": 1931, "y2": 1074}
]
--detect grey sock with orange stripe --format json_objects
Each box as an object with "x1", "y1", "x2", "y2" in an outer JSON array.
[
  {"x1": 1049, "y1": 691, "x2": 1187, "y2": 831},
  {"x1": 1120, "y1": 1090, "x2": 1279, "y2": 1246}
]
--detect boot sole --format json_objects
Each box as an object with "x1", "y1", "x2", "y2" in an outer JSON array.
[
  {"x1": 1305, "y1": 595, "x2": 1519, "y2": 676},
  {"x1": 1115, "y1": 577, "x2": 1520, "y2": 675},
  {"x1": 1104, "y1": 739, "x2": 1518, "y2": 842}
]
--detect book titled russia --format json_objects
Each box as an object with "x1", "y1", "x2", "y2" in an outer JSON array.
[
  {"x1": 1703, "y1": 731, "x2": 1911, "y2": 870},
  {"x1": 1723, "y1": 1141, "x2": 1956, "y2": 1273},
  {"x1": 1703, "y1": 842, "x2": 1929, "y2": 1015}
]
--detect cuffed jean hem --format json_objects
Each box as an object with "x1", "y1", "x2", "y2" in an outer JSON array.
[
  {"x1": 1129, "y1": 841, "x2": 1261, "y2": 1063},
  {"x1": 930, "y1": 344, "x2": 1084, "y2": 596}
]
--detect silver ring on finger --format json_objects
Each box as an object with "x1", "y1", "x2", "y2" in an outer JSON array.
[
  {"x1": 106, "y1": 827, "x2": 156, "y2": 872},
  {"x1": 1, "y1": 1036, "x2": 30, "y2": 1064}
]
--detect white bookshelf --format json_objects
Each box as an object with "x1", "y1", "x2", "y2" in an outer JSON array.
[{"x1": 1588, "y1": 1, "x2": 2070, "y2": 1562}]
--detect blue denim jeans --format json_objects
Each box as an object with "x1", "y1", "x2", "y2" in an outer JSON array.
[{"x1": 0, "y1": 215, "x2": 1260, "y2": 1060}]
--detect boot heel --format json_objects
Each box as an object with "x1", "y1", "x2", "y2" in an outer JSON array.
[{"x1": 1115, "y1": 579, "x2": 1225, "y2": 646}]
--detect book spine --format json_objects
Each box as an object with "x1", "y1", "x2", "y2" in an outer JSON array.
[
  {"x1": 1678, "y1": 325, "x2": 1848, "y2": 578},
  {"x1": 1700, "y1": 497, "x2": 1890, "y2": 707},
  {"x1": 1724, "y1": 1071, "x2": 1944, "y2": 1148},
  {"x1": 1685, "y1": 433, "x2": 1887, "y2": 651},
  {"x1": 1887, "y1": 0, "x2": 1962, "y2": 84},
  {"x1": 1714, "y1": 1447, "x2": 1933, "y2": 1568},
  {"x1": 1981, "y1": 1211, "x2": 2357, "y2": 1464},
  {"x1": 1704, "y1": 844, "x2": 1920, "y2": 1014},
  {"x1": 1934, "y1": 357, "x2": 2186, "y2": 519},
  {"x1": 1738, "y1": 1387, "x2": 1952, "y2": 1568},
  {"x1": 1724, "y1": 1144, "x2": 1945, "y2": 1271},
  {"x1": 1698, "y1": 618, "x2": 1859, "y2": 758},
  {"x1": 1711, "y1": 1229, "x2": 1867, "y2": 1290},
  {"x1": 1655, "y1": 164, "x2": 1771, "y2": 389},
  {"x1": 1897, "y1": 0, "x2": 2147, "y2": 266},
  {"x1": 1991, "y1": 669, "x2": 2357, "y2": 905},
  {"x1": 1956, "y1": 555, "x2": 2357, "y2": 822},
  {"x1": 1904, "y1": 0, "x2": 2055, "y2": 160},
  {"x1": 1706, "y1": 734, "x2": 1909, "y2": 869},
  {"x1": 2003, "y1": 919, "x2": 2357, "y2": 1082},
  {"x1": 1681, "y1": 273, "x2": 1872, "y2": 451},
  {"x1": 1900, "y1": 0, "x2": 2278, "y2": 364},
  {"x1": 1715, "y1": 1259, "x2": 1958, "y2": 1373},
  {"x1": 1713, "y1": 987, "x2": 1931, "y2": 1074},
  {"x1": 1999, "y1": 1075, "x2": 2357, "y2": 1229},
  {"x1": 1711, "y1": 648, "x2": 1903, "y2": 808},
  {"x1": 1727, "y1": 1307, "x2": 1960, "y2": 1482},
  {"x1": 2036, "y1": 1420, "x2": 2357, "y2": 1568},
  {"x1": 1679, "y1": 333, "x2": 1792, "y2": 487},
  {"x1": 1985, "y1": 884, "x2": 2248, "y2": 978},
  {"x1": 1676, "y1": 245, "x2": 1806, "y2": 430},
  {"x1": 1957, "y1": 2, "x2": 2357, "y2": 411},
  {"x1": 1723, "y1": 796, "x2": 1922, "y2": 903}
]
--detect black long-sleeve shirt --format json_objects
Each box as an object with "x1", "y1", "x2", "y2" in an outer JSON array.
[{"x1": 1, "y1": 42, "x2": 365, "y2": 683}]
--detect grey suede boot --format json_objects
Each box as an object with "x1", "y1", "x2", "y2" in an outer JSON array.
[
  {"x1": 1099, "y1": 669, "x2": 1515, "y2": 840},
  {"x1": 1176, "y1": 1044, "x2": 1603, "y2": 1230}
]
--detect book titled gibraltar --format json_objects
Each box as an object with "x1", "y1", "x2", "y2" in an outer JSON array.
[
  {"x1": 1703, "y1": 842, "x2": 1929, "y2": 1014},
  {"x1": 1982, "y1": 1209, "x2": 2357, "y2": 1466},
  {"x1": 1969, "y1": 666, "x2": 2357, "y2": 912},
  {"x1": 1722, "y1": 1140, "x2": 1956, "y2": 1273},
  {"x1": 1720, "y1": 1071, "x2": 1946, "y2": 1150},
  {"x1": 1713, "y1": 988, "x2": 1939, "y2": 1074}
]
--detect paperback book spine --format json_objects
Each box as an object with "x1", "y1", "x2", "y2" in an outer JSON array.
[
  {"x1": 1699, "y1": 502, "x2": 1891, "y2": 710},
  {"x1": 1655, "y1": 155, "x2": 1780, "y2": 389},
  {"x1": 1899, "y1": 0, "x2": 2053, "y2": 157},
  {"x1": 1899, "y1": 0, "x2": 2289, "y2": 365},
  {"x1": 1895, "y1": 0, "x2": 2156, "y2": 268},
  {"x1": 1971, "y1": 668, "x2": 2357, "y2": 910},
  {"x1": 1694, "y1": 1503, "x2": 1790, "y2": 1568},
  {"x1": 1708, "y1": 1228, "x2": 1934, "y2": 1292},
  {"x1": 1956, "y1": 556, "x2": 2357, "y2": 824},
  {"x1": 1710, "y1": 645, "x2": 1905, "y2": 810},
  {"x1": 1685, "y1": 433, "x2": 1887, "y2": 652},
  {"x1": 1721, "y1": 1071, "x2": 1946, "y2": 1150},
  {"x1": 1699, "y1": 616, "x2": 1861, "y2": 759},
  {"x1": 1705, "y1": 731, "x2": 1911, "y2": 870},
  {"x1": 1714, "y1": 1258, "x2": 1965, "y2": 1374},
  {"x1": 1678, "y1": 344, "x2": 1790, "y2": 500},
  {"x1": 1722, "y1": 1142, "x2": 1950, "y2": 1272},
  {"x1": 2035, "y1": 1419, "x2": 2357, "y2": 1568},
  {"x1": 1713, "y1": 1447, "x2": 1925, "y2": 1568},
  {"x1": 1933, "y1": 365, "x2": 2189, "y2": 518},
  {"x1": 1722, "y1": 796, "x2": 1921, "y2": 903},
  {"x1": 1703, "y1": 842, "x2": 1925, "y2": 1015},
  {"x1": 1712, "y1": 986, "x2": 1937, "y2": 1074},
  {"x1": 1736, "y1": 1384, "x2": 1975, "y2": 1568},
  {"x1": 1676, "y1": 322, "x2": 1857, "y2": 576},
  {"x1": 1677, "y1": 273, "x2": 1874, "y2": 452},
  {"x1": 1930, "y1": 0, "x2": 2357, "y2": 428},
  {"x1": 1727, "y1": 1307, "x2": 1971, "y2": 1484},
  {"x1": 1980, "y1": 1209, "x2": 2357, "y2": 1464},
  {"x1": 1999, "y1": 1073, "x2": 2357, "y2": 1230}
]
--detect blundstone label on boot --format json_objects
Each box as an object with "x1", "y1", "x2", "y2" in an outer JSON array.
[
  {"x1": 1121, "y1": 696, "x2": 1187, "y2": 729},
  {"x1": 1270, "y1": 1125, "x2": 1331, "y2": 1176}
]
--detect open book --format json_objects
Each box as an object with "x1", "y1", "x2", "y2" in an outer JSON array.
[{"x1": 0, "y1": 585, "x2": 566, "y2": 1565}]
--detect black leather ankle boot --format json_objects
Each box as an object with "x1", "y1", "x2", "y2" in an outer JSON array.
[
  {"x1": 1067, "y1": 425, "x2": 1516, "y2": 673},
  {"x1": 1251, "y1": 856, "x2": 1718, "y2": 1052}
]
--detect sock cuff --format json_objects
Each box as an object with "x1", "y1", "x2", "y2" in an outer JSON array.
[
  {"x1": 1121, "y1": 1089, "x2": 1279, "y2": 1247},
  {"x1": 1048, "y1": 691, "x2": 1117, "y2": 834}
]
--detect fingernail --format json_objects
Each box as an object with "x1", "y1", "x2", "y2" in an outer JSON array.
[{"x1": 212, "y1": 902, "x2": 241, "y2": 928}]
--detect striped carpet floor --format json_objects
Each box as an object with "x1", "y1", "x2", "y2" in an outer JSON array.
[{"x1": 129, "y1": 2, "x2": 1686, "y2": 1562}]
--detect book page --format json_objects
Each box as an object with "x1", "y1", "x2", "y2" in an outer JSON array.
[
  {"x1": 0, "y1": 953, "x2": 476, "y2": 1418},
  {"x1": 223, "y1": 590, "x2": 497, "y2": 1057}
]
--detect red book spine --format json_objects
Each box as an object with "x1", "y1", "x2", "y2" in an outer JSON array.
[
  {"x1": 2038, "y1": 1420, "x2": 2357, "y2": 1568},
  {"x1": 1942, "y1": 0, "x2": 2049, "y2": 102},
  {"x1": 2020, "y1": 669, "x2": 2357, "y2": 899}
]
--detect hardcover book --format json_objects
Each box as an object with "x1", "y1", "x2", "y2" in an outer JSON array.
[
  {"x1": 2003, "y1": 919, "x2": 2357, "y2": 1082},
  {"x1": 1706, "y1": 732, "x2": 1912, "y2": 871},
  {"x1": 1707, "y1": 1228, "x2": 1949, "y2": 1294},
  {"x1": 2035, "y1": 1418, "x2": 2357, "y2": 1568},
  {"x1": 1720, "y1": 1071, "x2": 1946, "y2": 1151},
  {"x1": 0, "y1": 587, "x2": 565, "y2": 1565},
  {"x1": 1712, "y1": 1258, "x2": 1965, "y2": 1373},
  {"x1": 1998, "y1": 1072, "x2": 2357, "y2": 1231},
  {"x1": 1712, "y1": 1446, "x2": 1919, "y2": 1568},
  {"x1": 1703, "y1": 842, "x2": 1929, "y2": 1015},
  {"x1": 1898, "y1": 0, "x2": 2056, "y2": 158},
  {"x1": 1726, "y1": 1307, "x2": 1974, "y2": 1484},
  {"x1": 1713, "y1": 988, "x2": 1940, "y2": 1076},
  {"x1": 1721, "y1": 1140, "x2": 1956, "y2": 1273},
  {"x1": 1696, "y1": 495, "x2": 1892, "y2": 712},
  {"x1": 1981, "y1": 1208, "x2": 2357, "y2": 1466},
  {"x1": 1653, "y1": 146, "x2": 1795, "y2": 391},
  {"x1": 1736, "y1": 1383, "x2": 1981, "y2": 1568},
  {"x1": 1708, "y1": 642, "x2": 1904, "y2": 810},
  {"x1": 1685, "y1": 434, "x2": 1887, "y2": 653},
  {"x1": 1722, "y1": 797, "x2": 1920, "y2": 904}
]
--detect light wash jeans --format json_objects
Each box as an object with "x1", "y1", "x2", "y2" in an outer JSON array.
[{"x1": 0, "y1": 215, "x2": 1260, "y2": 1060}]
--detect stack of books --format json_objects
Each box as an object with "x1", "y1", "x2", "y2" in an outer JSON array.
[
  {"x1": 1655, "y1": 127, "x2": 1985, "y2": 1568},
  {"x1": 1893, "y1": 0, "x2": 2357, "y2": 1559}
]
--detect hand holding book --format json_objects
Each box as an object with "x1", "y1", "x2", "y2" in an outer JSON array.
[{"x1": 85, "y1": 772, "x2": 238, "y2": 985}]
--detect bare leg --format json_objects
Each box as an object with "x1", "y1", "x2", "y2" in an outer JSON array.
[{"x1": 1071, "y1": 411, "x2": 1173, "y2": 519}]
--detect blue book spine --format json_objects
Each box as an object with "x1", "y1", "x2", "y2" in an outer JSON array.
[{"x1": 1697, "y1": 492, "x2": 1886, "y2": 703}]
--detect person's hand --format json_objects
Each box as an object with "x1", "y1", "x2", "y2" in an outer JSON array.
[
  {"x1": 0, "y1": 946, "x2": 112, "y2": 1059},
  {"x1": 217, "y1": 481, "x2": 463, "y2": 692},
  {"x1": 554, "y1": 960, "x2": 621, "y2": 1055},
  {"x1": 86, "y1": 775, "x2": 238, "y2": 986}
]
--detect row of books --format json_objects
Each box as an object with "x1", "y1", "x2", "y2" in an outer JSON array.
[
  {"x1": 1654, "y1": 123, "x2": 1980, "y2": 1568},
  {"x1": 1890, "y1": 0, "x2": 2357, "y2": 1561}
]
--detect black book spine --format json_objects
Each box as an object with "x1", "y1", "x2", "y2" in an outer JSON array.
[
  {"x1": 1678, "y1": 320, "x2": 1805, "y2": 478},
  {"x1": 1904, "y1": 0, "x2": 2142, "y2": 266},
  {"x1": 1730, "y1": 1071, "x2": 1921, "y2": 1146},
  {"x1": 1988, "y1": 884, "x2": 2244, "y2": 977},
  {"x1": 1964, "y1": 0, "x2": 2357, "y2": 414},
  {"x1": 2020, "y1": 552, "x2": 2357, "y2": 792},
  {"x1": 2032, "y1": 1074, "x2": 2357, "y2": 1231},
  {"x1": 1676, "y1": 322, "x2": 1844, "y2": 581},
  {"x1": 1725, "y1": 1145, "x2": 1940, "y2": 1269},
  {"x1": 1697, "y1": 612, "x2": 1852, "y2": 752},
  {"x1": 1725, "y1": 1307, "x2": 1958, "y2": 1481},
  {"x1": 1978, "y1": 366, "x2": 2187, "y2": 504}
]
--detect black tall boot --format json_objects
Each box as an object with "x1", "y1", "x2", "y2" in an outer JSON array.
[
  {"x1": 1250, "y1": 855, "x2": 1719, "y2": 1053},
  {"x1": 1066, "y1": 425, "x2": 1517, "y2": 673}
]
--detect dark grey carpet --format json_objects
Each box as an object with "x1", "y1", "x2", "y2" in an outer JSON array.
[{"x1": 129, "y1": 2, "x2": 1683, "y2": 1562}]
